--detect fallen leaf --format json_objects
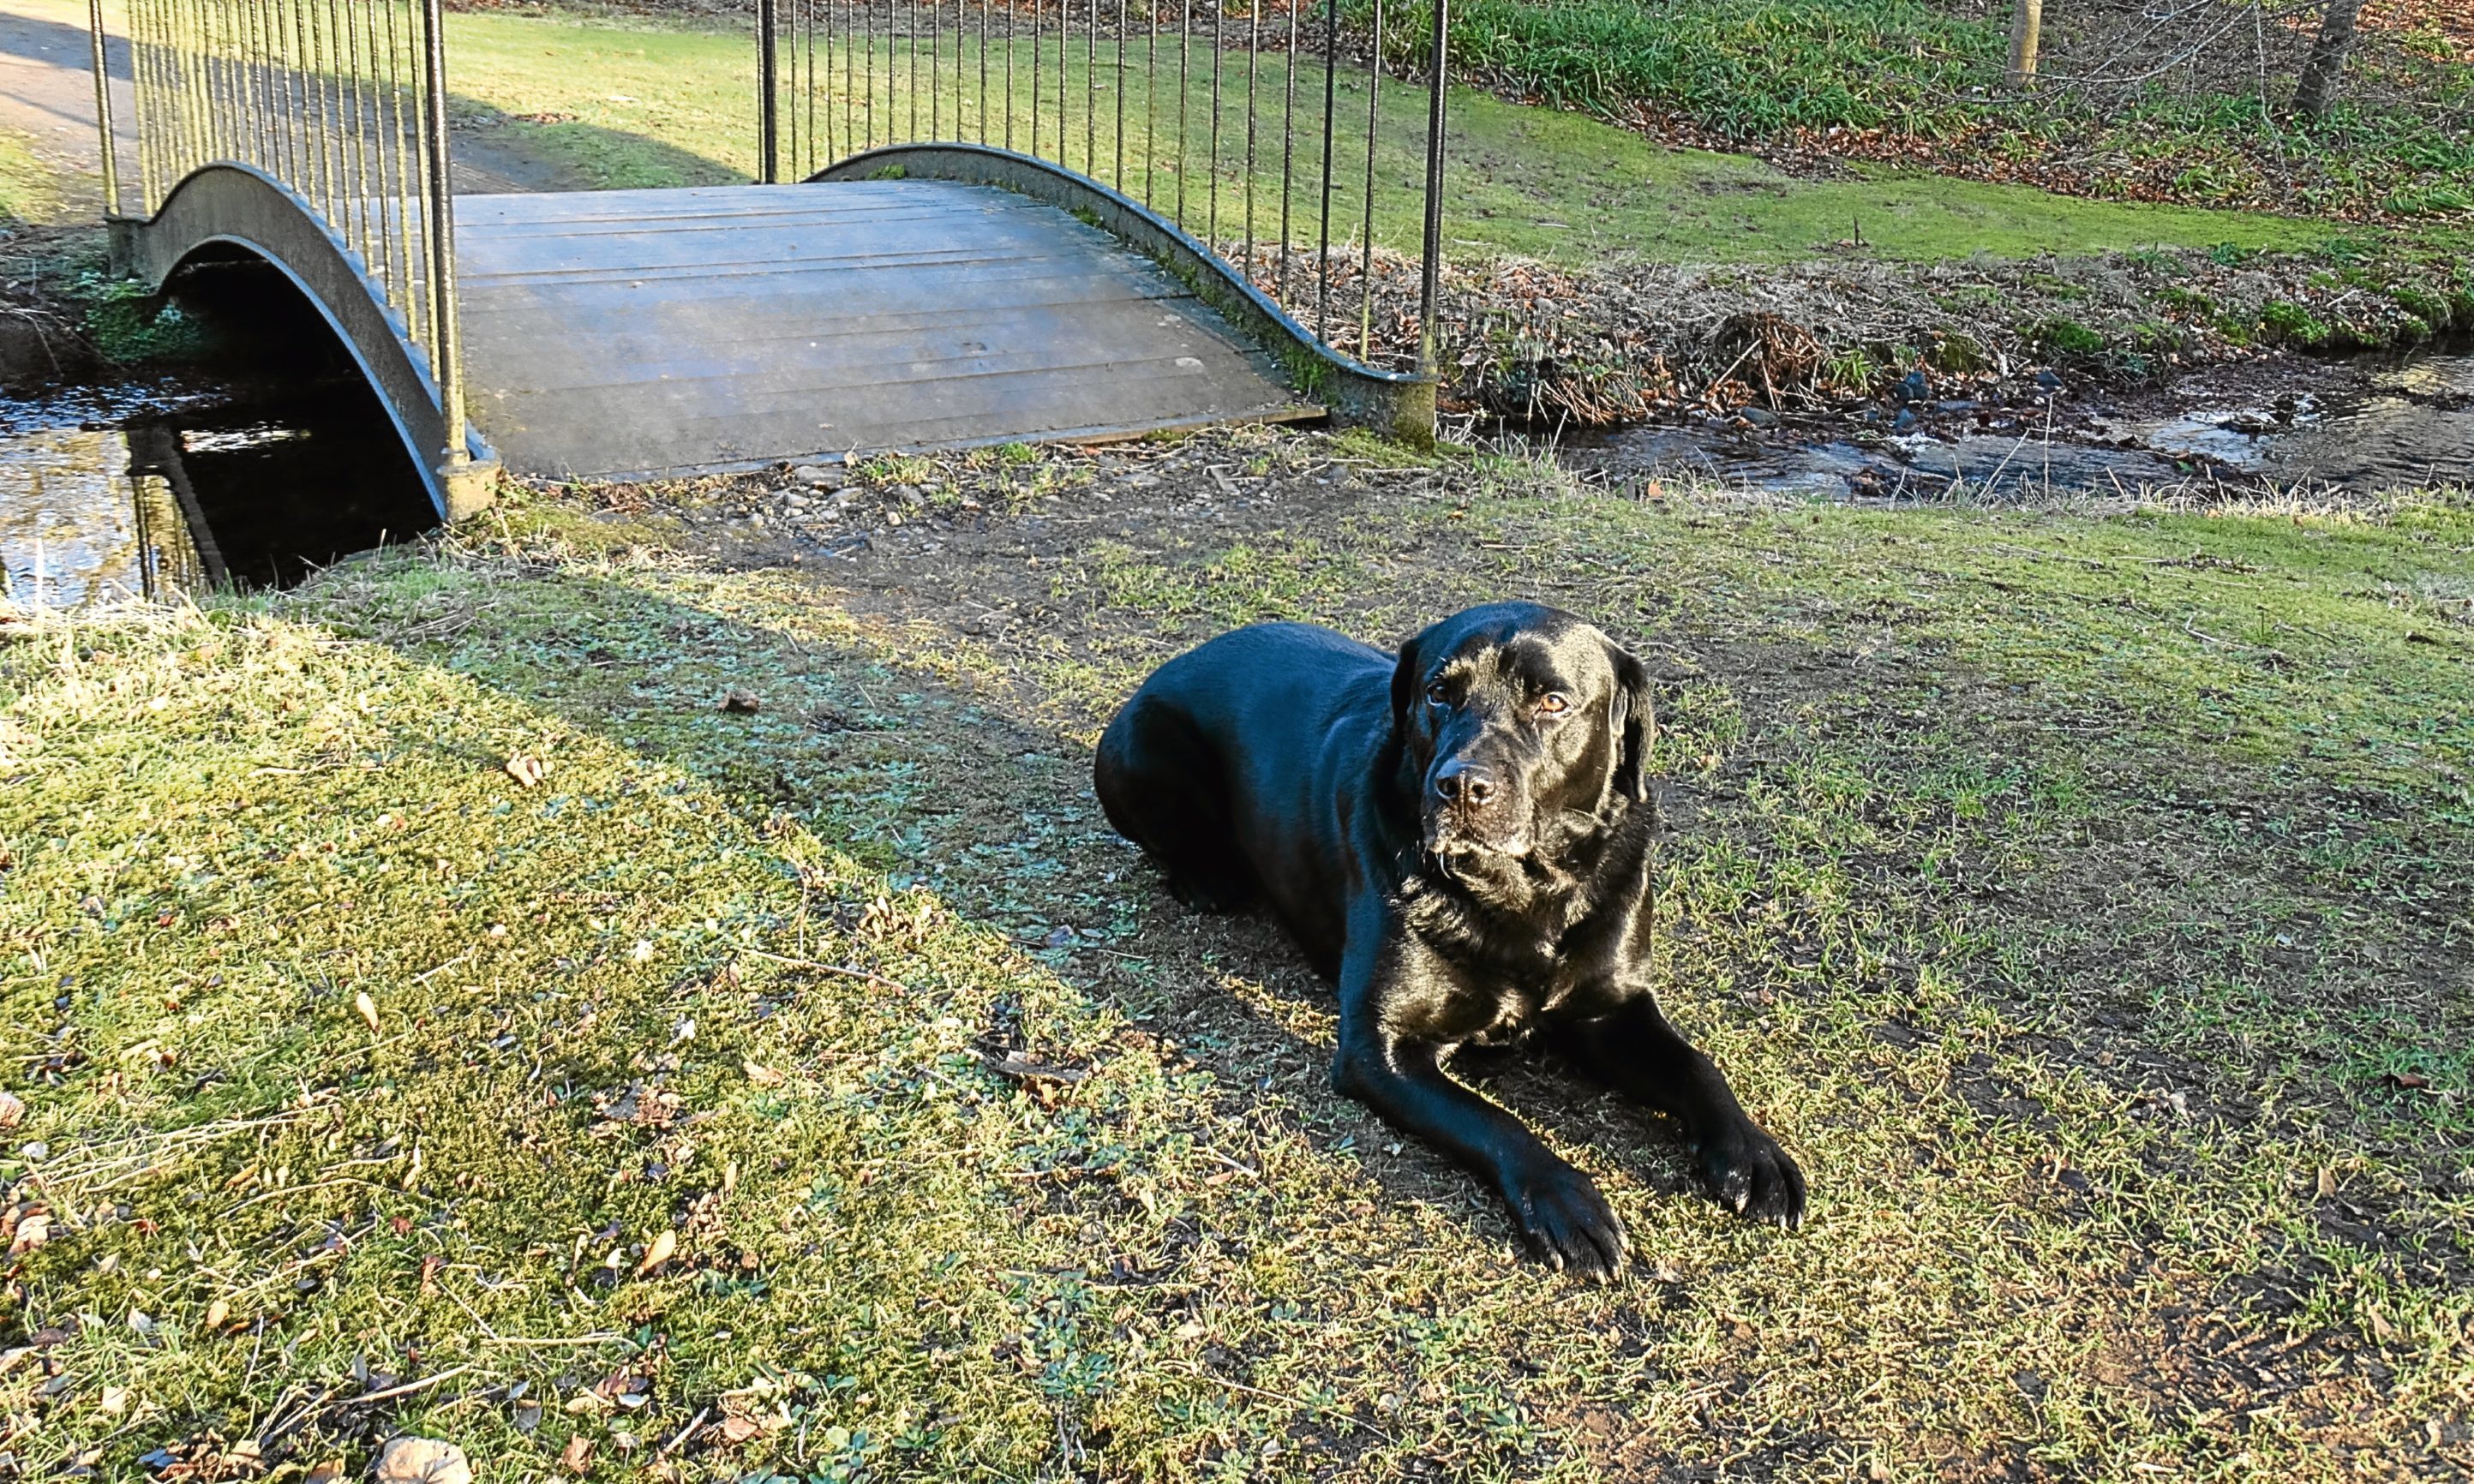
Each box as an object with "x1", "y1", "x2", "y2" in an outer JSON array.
[
  {"x1": 719, "y1": 688, "x2": 762, "y2": 715},
  {"x1": 636, "y1": 1229, "x2": 677, "y2": 1276},
  {"x1": 742, "y1": 1059, "x2": 783, "y2": 1086},
  {"x1": 419, "y1": 1254, "x2": 445, "y2": 1296},
  {"x1": 2383, "y1": 1070, "x2": 2434, "y2": 1092},
  {"x1": 375, "y1": 1436, "x2": 474, "y2": 1484},
  {"x1": 716, "y1": 1415, "x2": 762, "y2": 1445},
  {"x1": 0, "y1": 1090, "x2": 23, "y2": 1128},
  {"x1": 99, "y1": 1386, "x2": 127, "y2": 1415},
  {"x1": 506, "y1": 754, "x2": 548, "y2": 788},
  {"x1": 559, "y1": 1434, "x2": 595, "y2": 1475},
  {"x1": 8, "y1": 1212, "x2": 48, "y2": 1256},
  {"x1": 304, "y1": 1462, "x2": 345, "y2": 1484},
  {"x1": 204, "y1": 1298, "x2": 230, "y2": 1329},
  {"x1": 356, "y1": 991, "x2": 380, "y2": 1034},
  {"x1": 2369, "y1": 1307, "x2": 2399, "y2": 1343},
  {"x1": 2315, "y1": 1166, "x2": 2337, "y2": 1198}
]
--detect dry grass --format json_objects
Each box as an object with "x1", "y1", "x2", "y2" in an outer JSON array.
[{"x1": 3, "y1": 432, "x2": 2469, "y2": 1479}]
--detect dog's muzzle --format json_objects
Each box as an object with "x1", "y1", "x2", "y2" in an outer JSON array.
[{"x1": 1425, "y1": 757, "x2": 1529, "y2": 856}]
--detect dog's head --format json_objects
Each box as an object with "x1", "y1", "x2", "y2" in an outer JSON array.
[{"x1": 1389, "y1": 602, "x2": 1654, "y2": 863}]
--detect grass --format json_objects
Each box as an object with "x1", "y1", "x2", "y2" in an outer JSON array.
[
  {"x1": 0, "y1": 124, "x2": 58, "y2": 225},
  {"x1": 435, "y1": 7, "x2": 2333, "y2": 264},
  {"x1": 6, "y1": 433, "x2": 2470, "y2": 1477},
  {"x1": 1393, "y1": 0, "x2": 2474, "y2": 219}
]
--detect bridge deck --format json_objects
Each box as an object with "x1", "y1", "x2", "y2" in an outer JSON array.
[{"x1": 453, "y1": 181, "x2": 1321, "y2": 480}]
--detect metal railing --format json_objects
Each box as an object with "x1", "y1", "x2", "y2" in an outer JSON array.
[
  {"x1": 757, "y1": 0, "x2": 1451, "y2": 373},
  {"x1": 100, "y1": 0, "x2": 469, "y2": 456}
]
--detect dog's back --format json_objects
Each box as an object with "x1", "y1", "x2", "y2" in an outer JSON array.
[{"x1": 1093, "y1": 622, "x2": 1392, "y2": 966}]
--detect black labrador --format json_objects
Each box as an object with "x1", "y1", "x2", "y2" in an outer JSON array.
[{"x1": 1094, "y1": 602, "x2": 1805, "y2": 1277}]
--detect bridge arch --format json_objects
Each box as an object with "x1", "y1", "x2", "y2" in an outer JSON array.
[
  {"x1": 810, "y1": 144, "x2": 1435, "y2": 443},
  {"x1": 114, "y1": 165, "x2": 495, "y2": 522}
]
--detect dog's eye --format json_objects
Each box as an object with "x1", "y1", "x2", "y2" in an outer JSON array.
[
  {"x1": 1536, "y1": 692, "x2": 1570, "y2": 716},
  {"x1": 1424, "y1": 682, "x2": 1451, "y2": 709}
]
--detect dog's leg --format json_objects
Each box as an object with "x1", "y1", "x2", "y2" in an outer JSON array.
[
  {"x1": 1093, "y1": 697, "x2": 1255, "y2": 911},
  {"x1": 1548, "y1": 997, "x2": 1806, "y2": 1230},
  {"x1": 1328, "y1": 915, "x2": 1629, "y2": 1278}
]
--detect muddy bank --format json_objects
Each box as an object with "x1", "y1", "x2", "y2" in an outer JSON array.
[{"x1": 1273, "y1": 238, "x2": 2474, "y2": 434}]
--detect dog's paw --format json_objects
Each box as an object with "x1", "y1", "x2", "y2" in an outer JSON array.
[
  {"x1": 1504, "y1": 1158, "x2": 1629, "y2": 1280},
  {"x1": 1699, "y1": 1124, "x2": 1807, "y2": 1230}
]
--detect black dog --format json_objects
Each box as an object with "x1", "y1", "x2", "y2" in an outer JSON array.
[{"x1": 1094, "y1": 602, "x2": 1804, "y2": 1277}]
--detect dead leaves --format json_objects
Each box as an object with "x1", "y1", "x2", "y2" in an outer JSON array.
[
  {"x1": 505, "y1": 753, "x2": 549, "y2": 789},
  {"x1": 375, "y1": 1437, "x2": 473, "y2": 1484},
  {"x1": 7, "y1": 1210, "x2": 50, "y2": 1257},
  {"x1": 635, "y1": 1229, "x2": 677, "y2": 1277},
  {"x1": 0, "y1": 1090, "x2": 23, "y2": 1129},
  {"x1": 557, "y1": 1435, "x2": 595, "y2": 1476},
  {"x1": 356, "y1": 991, "x2": 381, "y2": 1034}
]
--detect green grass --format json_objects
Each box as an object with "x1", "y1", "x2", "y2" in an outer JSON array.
[
  {"x1": 438, "y1": 8, "x2": 2332, "y2": 264},
  {"x1": 7, "y1": 437, "x2": 2470, "y2": 1477},
  {"x1": 0, "y1": 124, "x2": 57, "y2": 224}
]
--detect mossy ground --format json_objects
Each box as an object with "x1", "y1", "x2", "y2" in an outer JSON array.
[{"x1": 6, "y1": 431, "x2": 2469, "y2": 1478}]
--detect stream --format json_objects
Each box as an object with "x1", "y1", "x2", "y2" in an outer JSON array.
[
  {"x1": 1, "y1": 263, "x2": 439, "y2": 607},
  {"x1": 3, "y1": 275, "x2": 2469, "y2": 607},
  {"x1": 1563, "y1": 345, "x2": 2474, "y2": 501}
]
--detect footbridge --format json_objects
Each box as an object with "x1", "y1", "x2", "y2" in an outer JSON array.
[{"x1": 87, "y1": 0, "x2": 1452, "y2": 518}]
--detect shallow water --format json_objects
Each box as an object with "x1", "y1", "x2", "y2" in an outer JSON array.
[
  {"x1": 1568, "y1": 348, "x2": 2474, "y2": 500},
  {"x1": 0, "y1": 374, "x2": 437, "y2": 606}
]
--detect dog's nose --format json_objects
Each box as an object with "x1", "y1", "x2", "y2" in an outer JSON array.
[{"x1": 1435, "y1": 760, "x2": 1499, "y2": 808}]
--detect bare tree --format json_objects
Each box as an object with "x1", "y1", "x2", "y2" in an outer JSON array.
[
  {"x1": 2008, "y1": 0, "x2": 2045, "y2": 85},
  {"x1": 2291, "y1": 0, "x2": 2364, "y2": 120}
]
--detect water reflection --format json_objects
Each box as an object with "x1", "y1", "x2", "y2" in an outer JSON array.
[{"x1": 1, "y1": 374, "x2": 437, "y2": 607}]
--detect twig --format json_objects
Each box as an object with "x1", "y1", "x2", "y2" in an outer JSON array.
[
  {"x1": 660, "y1": 1405, "x2": 712, "y2": 1457},
  {"x1": 336, "y1": 1364, "x2": 477, "y2": 1407},
  {"x1": 737, "y1": 947, "x2": 911, "y2": 992}
]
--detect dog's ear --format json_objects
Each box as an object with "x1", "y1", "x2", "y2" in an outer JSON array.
[
  {"x1": 1606, "y1": 640, "x2": 1656, "y2": 804},
  {"x1": 1388, "y1": 625, "x2": 1428, "y2": 731}
]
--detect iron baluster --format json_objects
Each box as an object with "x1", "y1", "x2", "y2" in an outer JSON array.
[
  {"x1": 759, "y1": 0, "x2": 779, "y2": 179},
  {"x1": 1277, "y1": 0, "x2": 1294, "y2": 305},
  {"x1": 1358, "y1": 0, "x2": 1379, "y2": 359},
  {"x1": 1418, "y1": 0, "x2": 1446, "y2": 373},
  {"x1": 1315, "y1": 0, "x2": 1337, "y2": 340},
  {"x1": 1173, "y1": 0, "x2": 1186, "y2": 228},
  {"x1": 416, "y1": 0, "x2": 467, "y2": 474}
]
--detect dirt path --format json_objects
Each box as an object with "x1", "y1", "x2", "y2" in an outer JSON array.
[{"x1": 0, "y1": 0, "x2": 584, "y2": 214}]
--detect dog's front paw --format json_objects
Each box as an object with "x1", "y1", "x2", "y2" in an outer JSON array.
[
  {"x1": 1503, "y1": 1157, "x2": 1629, "y2": 1280},
  {"x1": 1699, "y1": 1123, "x2": 1806, "y2": 1229}
]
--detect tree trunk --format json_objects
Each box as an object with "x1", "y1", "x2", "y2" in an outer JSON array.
[
  {"x1": 2292, "y1": 0, "x2": 2365, "y2": 121},
  {"x1": 2007, "y1": 0, "x2": 2044, "y2": 85}
]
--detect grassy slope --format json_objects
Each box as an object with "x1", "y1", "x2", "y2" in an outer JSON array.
[
  {"x1": 1410, "y1": 0, "x2": 2474, "y2": 218},
  {"x1": 0, "y1": 123, "x2": 57, "y2": 224},
  {"x1": 439, "y1": 9, "x2": 2331, "y2": 263},
  {"x1": 6, "y1": 439, "x2": 2469, "y2": 1478}
]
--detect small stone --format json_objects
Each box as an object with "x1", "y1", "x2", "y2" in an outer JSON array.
[
  {"x1": 19, "y1": 1141, "x2": 46, "y2": 1161},
  {"x1": 1740, "y1": 405, "x2": 1781, "y2": 428},
  {"x1": 718, "y1": 689, "x2": 761, "y2": 715},
  {"x1": 792, "y1": 464, "x2": 844, "y2": 489},
  {"x1": 375, "y1": 1437, "x2": 474, "y2": 1484}
]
